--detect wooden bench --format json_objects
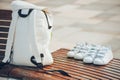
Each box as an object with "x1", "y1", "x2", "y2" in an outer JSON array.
[{"x1": 0, "y1": 10, "x2": 120, "y2": 80}]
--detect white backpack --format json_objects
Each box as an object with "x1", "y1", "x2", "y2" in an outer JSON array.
[
  {"x1": 2, "y1": 0, "x2": 53, "y2": 68},
  {"x1": 0, "y1": 1, "x2": 72, "y2": 77}
]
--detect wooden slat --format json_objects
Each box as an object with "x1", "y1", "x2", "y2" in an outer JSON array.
[
  {"x1": 0, "y1": 21, "x2": 10, "y2": 26},
  {"x1": 0, "y1": 26, "x2": 9, "y2": 32},
  {"x1": 46, "y1": 65, "x2": 101, "y2": 80},
  {"x1": 46, "y1": 66, "x2": 92, "y2": 80},
  {"x1": 0, "y1": 43, "x2": 6, "y2": 49},
  {"x1": 0, "y1": 31, "x2": 8, "y2": 38},
  {"x1": 0, "y1": 48, "x2": 120, "y2": 80},
  {"x1": 0, "y1": 49, "x2": 5, "y2": 55},
  {"x1": 0, "y1": 10, "x2": 12, "y2": 20},
  {"x1": 0, "y1": 37, "x2": 7, "y2": 44},
  {"x1": 0, "y1": 49, "x2": 5, "y2": 59},
  {"x1": 0, "y1": 49, "x2": 5, "y2": 52},
  {"x1": 54, "y1": 58, "x2": 120, "y2": 79},
  {"x1": 52, "y1": 49, "x2": 120, "y2": 80},
  {"x1": 55, "y1": 56, "x2": 120, "y2": 77},
  {"x1": 0, "y1": 65, "x2": 67, "y2": 80}
]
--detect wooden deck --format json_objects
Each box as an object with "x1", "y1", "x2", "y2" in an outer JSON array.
[
  {"x1": 0, "y1": 10, "x2": 120, "y2": 80},
  {"x1": 0, "y1": 49, "x2": 120, "y2": 80}
]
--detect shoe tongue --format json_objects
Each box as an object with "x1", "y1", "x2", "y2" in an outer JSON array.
[
  {"x1": 74, "y1": 49, "x2": 79, "y2": 52},
  {"x1": 77, "y1": 42, "x2": 87, "y2": 46},
  {"x1": 97, "y1": 53, "x2": 104, "y2": 58},
  {"x1": 100, "y1": 46, "x2": 108, "y2": 51},
  {"x1": 98, "y1": 48, "x2": 107, "y2": 55},
  {"x1": 89, "y1": 45, "x2": 96, "y2": 50},
  {"x1": 89, "y1": 49, "x2": 97, "y2": 53}
]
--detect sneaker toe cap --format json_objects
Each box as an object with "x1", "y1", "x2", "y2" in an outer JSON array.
[
  {"x1": 74, "y1": 53, "x2": 83, "y2": 60},
  {"x1": 67, "y1": 52, "x2": 75, "y2": 57},
  {"x1": 83, "y1": 57, "x2": 93, "y2": 63},
  {"x1": 93, "y1": 58, "x2": 104, "y2": 65}
]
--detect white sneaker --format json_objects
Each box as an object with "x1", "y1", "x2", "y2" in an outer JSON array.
[
  {"x1": 93, "y1": 46, "x2": 113, "y2": 65},
  {"x1": 67, "y1": 44, "x2": 80, "y2": 58},
  {"x1": 74, "y1": 43, "x2": 88, "y2": 60},
  {"x1": 67, "y1": 42, "x2": 87, "y2": 58},
  {"x1": 83, "y1": 44, "x2": 99, "y2": 63}
]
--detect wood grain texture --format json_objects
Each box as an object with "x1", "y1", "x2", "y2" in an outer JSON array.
[
  {"x1": 0, "y1": 49, "x2": 120, "y2": 80},
  {"x1": 0, "y1": 10, "x2": 12, "y2": 20}
]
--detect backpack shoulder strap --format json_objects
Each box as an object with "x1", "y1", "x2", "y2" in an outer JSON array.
[{"x1": 2, "y1": 11, "x2": 18, "y2": 63}]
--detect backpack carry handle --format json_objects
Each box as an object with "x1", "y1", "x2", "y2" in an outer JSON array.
[
  {"x1": 42, "y1": 11, "x2": 52, "y2": 29},
  {"x1": 18, "y1": 9, "x2": 33, "y2": 18}
]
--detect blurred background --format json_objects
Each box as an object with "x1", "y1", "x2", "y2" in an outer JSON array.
[
  {"x1": 0, "y1": 0, "x2": 120, "y2": 60},
  {"x1": 0, "y1": 0, "x2": 120, "y2": 79},
  {"x1": 0, "y1": 0, "x2": 120, "y2": 58}
]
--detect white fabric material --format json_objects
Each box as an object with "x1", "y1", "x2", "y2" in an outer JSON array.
[
  {"x1": 83, "y1": 49, "x2": 97, "y2": 63},
  {"x1": 74, "y1": 43, "x2": 88, "y2": 60},
  {"x1": 67, "y1": 44, "x2": 81, "y2": 58},
  {"x1": 93, "y1": 47, "x2": 113, "y2": 65},
  {"x1": 67, "y1": 43, "x2": 113, "y2": 65},
  {"x1": 2, "y1": 0, "x2": 53, "y2": 66},
  {"x1": 83, "y1": 45, "x2": 99, "y2": 63},
  {"x1": 67, "y1": 42, "x2": 88, "y2": 59},
  {"x1": 2, "y1": 11, "x2": 18, "y2": 62}
]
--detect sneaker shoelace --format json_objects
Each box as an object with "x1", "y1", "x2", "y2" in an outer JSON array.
[
  {"x1": 86, "y1": 49, "x2": 97, "y2": 58},
  {"x1": 71, "y1": 46, "x2": 80, "y2": 52},
  {"x1": 72, "y1": 42, "x2": 88, "y2": 52},
  {"x1": 96, "y1": 48, "x2": 109, "y2": 58}
]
